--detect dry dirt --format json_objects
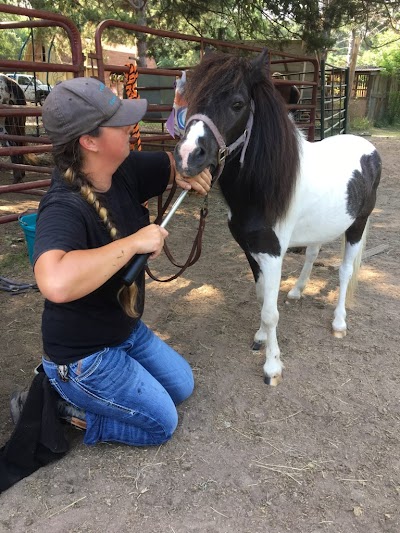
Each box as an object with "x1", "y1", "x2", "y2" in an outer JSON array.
[{"x1": 0, "y1": 136, "x2": 399, "y2": 533}]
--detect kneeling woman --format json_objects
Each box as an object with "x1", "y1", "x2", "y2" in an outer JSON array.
[{"x1": 33, "y1": 77, "x2": 211, "y2": 446}]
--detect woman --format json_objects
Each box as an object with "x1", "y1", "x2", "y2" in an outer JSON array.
[{"x1": 30, "y1": 77, "x2": 211, "y2": 446}]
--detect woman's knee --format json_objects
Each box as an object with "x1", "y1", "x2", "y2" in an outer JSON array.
[{"x1": 170, "y1": 365, "x2": 195, "y2": 405}]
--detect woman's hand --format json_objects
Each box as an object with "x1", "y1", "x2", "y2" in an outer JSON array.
[
  {"x1": 131, "y1": 224, "x2": 168, "y2": 259},
  {"x1": 175, "y1": 168, "x2": 212, "y2": 196}
]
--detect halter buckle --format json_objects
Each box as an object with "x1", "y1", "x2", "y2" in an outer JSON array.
[{"x1": 218, "y1": 147, "x2": 229, "y2": 164}]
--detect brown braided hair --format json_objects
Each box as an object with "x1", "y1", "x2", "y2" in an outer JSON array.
[{"x1": 52, "y1": 128, "x2": 139, "y2": 318}]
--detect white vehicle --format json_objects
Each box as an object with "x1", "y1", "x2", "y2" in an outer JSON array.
[{"x1": 7, "y1": 73, "x2": 52, "y2": 105}]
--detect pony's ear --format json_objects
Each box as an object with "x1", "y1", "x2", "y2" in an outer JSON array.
[{"x1": 250, "y1": 48, "x2": 270, "y2": 83}]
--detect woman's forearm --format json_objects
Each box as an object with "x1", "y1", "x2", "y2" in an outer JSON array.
[{"x1": 34, "y1": 225, "x2": 167, "y2": 303}]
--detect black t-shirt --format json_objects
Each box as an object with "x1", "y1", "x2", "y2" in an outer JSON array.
[{"x1": 33, "y1": 151, "x2": 171, "y2": 364}]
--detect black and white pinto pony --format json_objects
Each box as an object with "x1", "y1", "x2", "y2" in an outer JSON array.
[
  {"x1": 174, "y1": 50, "x2": 381, "y2": 386},
  {"x1": 0, "y1": 73, "x2": 28, "y2": 183}
]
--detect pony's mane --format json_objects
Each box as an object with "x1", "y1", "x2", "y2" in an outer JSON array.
[{"x1": 185, "y1": 53, "x2": 300, "y2": 222}]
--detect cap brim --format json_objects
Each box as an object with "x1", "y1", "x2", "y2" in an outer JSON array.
[{"x1": 102, "y1": 98, "x2": 148, "y2": 127}]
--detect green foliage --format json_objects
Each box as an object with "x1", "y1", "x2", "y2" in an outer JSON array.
[
  {"x1": 358, "y1": 29, "x2": 400, "y2": 74},
  {"x1": 28, "y1": 0, "x2": 141, "y2": 44},
  {"x1": 350, "y1": 116, "x2": 372, "y2": 131},
  {"x1": 381, "y1": 51, "x2": 400, "y2": 77},
  {"x1": 384, "y1": 91, "x2": 400, "y2": 125},
  {"x1": 0, "y1": 14, "x2": 29, "y2": 60},
  {"x1": 2, "y1": 0, "x2": 398, "y2": 64}
]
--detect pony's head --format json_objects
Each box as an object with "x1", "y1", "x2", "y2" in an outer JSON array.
[
  {"x1": 175, "y1": 51, "x2": 269, "y2": 176},
  {"x1": 174, "y1": 50, "x2": 299, "y2": 219}
]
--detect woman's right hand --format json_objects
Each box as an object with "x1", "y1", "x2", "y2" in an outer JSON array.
[{"x1": 131, "y1": 224, "x2": 169, "y2": 259}]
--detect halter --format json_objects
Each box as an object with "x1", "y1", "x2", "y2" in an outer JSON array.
[{"x1": 184, "y1": 101, "x2": 255, "y2": 181}]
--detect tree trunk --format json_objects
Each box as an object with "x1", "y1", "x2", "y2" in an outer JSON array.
[
  {"x1": 135, "y1": 1, "x2": 148, "y2": 68},
  {"x1": 347, "y1": 29, "x2": 361, "y2": 97},
  {"x1": 127, "y1": 0, "x2": 148, "y2": 67}
]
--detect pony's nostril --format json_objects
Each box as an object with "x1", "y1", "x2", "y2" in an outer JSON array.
[{"x1": 193, "y1": 146, "x2": 205, "y2": 160}]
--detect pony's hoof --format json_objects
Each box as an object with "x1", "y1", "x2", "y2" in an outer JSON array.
[
  {"x1": 286, "y1": 290, "x2": 301, "y2": 301},
  {"x1": 252, "y1": 340, "x2": 264, "y2": 351},
  {"x1": 332, "y1": 328, "x2": 347, "y2": 338},
  {"x1": 264, "y1": 373, "x2": 283, "y2": 386}
]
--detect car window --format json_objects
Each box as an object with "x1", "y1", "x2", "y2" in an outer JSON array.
[{"x1": 18, "y1": 76, "x2": 31, "y2": 85}]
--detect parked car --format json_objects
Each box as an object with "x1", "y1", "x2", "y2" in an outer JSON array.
[{"x1": 7, "y1": 73, "x2": 52, "y2": 105}]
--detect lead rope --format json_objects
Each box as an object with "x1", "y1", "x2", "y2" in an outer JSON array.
[{"x1": 145, "y1": 193, "x2": 208, "y2": 283}]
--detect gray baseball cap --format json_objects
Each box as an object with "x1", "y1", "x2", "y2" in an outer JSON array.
[{"x1": 42, "y1": 77, "x2": 148, "y2": 147}]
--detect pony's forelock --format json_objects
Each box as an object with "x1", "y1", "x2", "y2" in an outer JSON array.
[{"x1": 185, "y1": 54, "x2": 252, "y2": 115}]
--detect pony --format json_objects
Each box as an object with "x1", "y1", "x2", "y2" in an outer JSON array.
[
  {"x1": 174, "y1": 50, "x2": 381, "y2": 386},
  {"x1": 272, "y1": 71, "x2": 301, "y2": 107},
  {"x1": 0, "y1": 73, "x2": 28, "y2": 183}
]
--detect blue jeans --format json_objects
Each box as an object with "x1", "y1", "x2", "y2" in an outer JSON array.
[{"x1": 42, "y1": 320, "x2": 194, "y2": 446}]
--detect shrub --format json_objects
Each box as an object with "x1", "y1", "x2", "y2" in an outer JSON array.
[
  {"x1": 385, "y1": 91, "x2": 400, "y2": 126},
  {"x1": 350, "y1": 116, "x2": 372, "y2": 131}
]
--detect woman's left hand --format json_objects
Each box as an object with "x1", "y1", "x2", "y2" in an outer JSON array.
[{"x1": 175, "y1": 168, "x2": 212, "y2": 196}]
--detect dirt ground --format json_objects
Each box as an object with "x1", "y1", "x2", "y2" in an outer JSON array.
[{"x1": 0, "y1": 136, "x2": 399, "y2": 533}]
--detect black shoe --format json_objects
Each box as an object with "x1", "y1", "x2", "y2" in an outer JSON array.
[
  {"x1": 10, "y1": 390, "x2": 86, "y2": 430},
  {"x1": 57, "y1": 399, "x2": 87, "y2": 430}
]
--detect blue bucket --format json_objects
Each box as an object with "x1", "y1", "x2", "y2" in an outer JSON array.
[{"x1": 18, "y1": 212, "x2": 37, "y2": 265}]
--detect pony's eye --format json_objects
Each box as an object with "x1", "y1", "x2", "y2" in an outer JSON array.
[{"x1": 232, "y1": 101, "x2": 244, "y2": 111}]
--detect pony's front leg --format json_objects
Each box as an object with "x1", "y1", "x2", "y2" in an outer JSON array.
[
  {"x1": 244, "y1": 252, "x2": 265, "y2": 350},
  {"x1": 252, "y1": 253, "x2": 284, "y2": 386}
]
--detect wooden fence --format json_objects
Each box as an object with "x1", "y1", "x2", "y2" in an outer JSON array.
[{"x1": 349, "y1": 69, "x2": 399, "y2": 123}]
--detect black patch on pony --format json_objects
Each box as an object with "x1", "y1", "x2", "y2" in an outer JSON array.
[
  {"x1": 346, "y1": 150, "x2": 381, "y2": 219},
  {"x1": 228, "y1": 216, "x2": 281, "y2": 257},
  {"x1": 345, "y1": 150, "x2": 381, "y2": 245}
]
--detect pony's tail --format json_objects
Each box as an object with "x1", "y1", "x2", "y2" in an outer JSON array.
[{"x1": 342, "y1": 217, "x2": 370, "y2": 306}]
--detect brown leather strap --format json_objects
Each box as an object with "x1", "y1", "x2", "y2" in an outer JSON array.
[
  {"x1": 155, "y1": 181, "x2": 177, "y2": 224},
  {"x1": 145, "y1": 204, "x2": 208, "y2": 283}
]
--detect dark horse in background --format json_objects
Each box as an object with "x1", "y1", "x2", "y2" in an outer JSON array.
[
  {"x1": 0, "y1": 73, "x2": 29, "y2": 183},
  {"x1": 174, "y1": 50, "x2": 381, "y2": 385}
]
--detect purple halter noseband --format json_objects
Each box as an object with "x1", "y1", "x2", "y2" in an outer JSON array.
[{"x1": 184, "y1": 101, "x2": 255, "y2": 181}]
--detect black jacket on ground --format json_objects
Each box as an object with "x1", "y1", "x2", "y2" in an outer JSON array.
[{"x1": 0, "y1": 370, "x2": 69, "y2": 493}]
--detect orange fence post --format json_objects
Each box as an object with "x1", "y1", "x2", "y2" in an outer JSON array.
[{"x1": 124, "y1": 63, "x2": 142, "y2": 151}]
